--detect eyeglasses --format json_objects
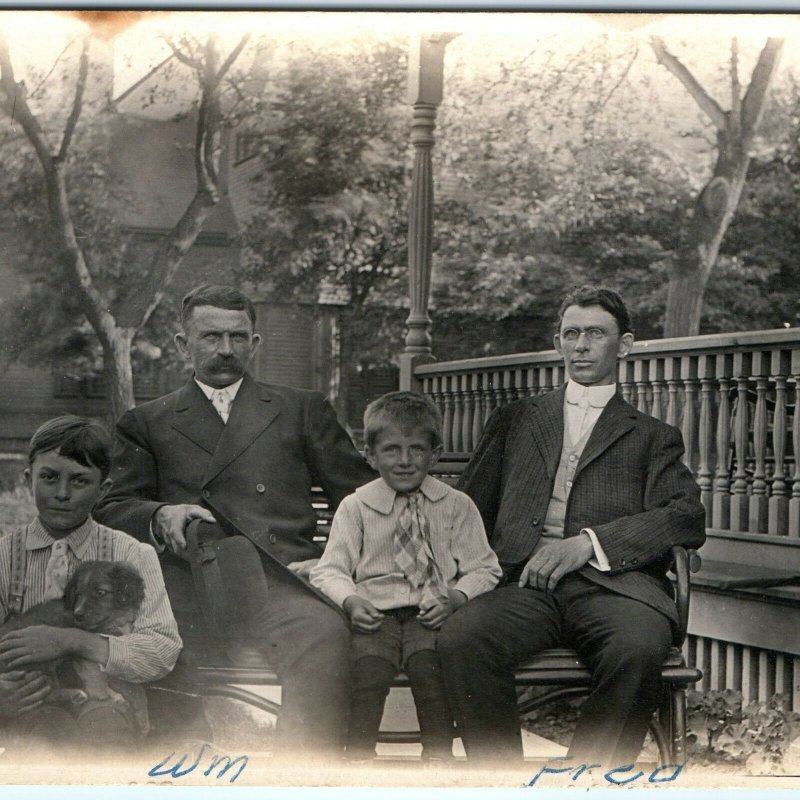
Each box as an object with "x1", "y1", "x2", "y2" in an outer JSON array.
[{"x1": 558, "y1": 328, "x2": 609, "y2": 342}]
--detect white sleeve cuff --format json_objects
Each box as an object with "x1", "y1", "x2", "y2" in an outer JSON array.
[
  {"x1": 583, "y1": 528, "x2": 611, "y2": 572},
  {"x1": 148, "y1": 519, "x2": 166, "y2": 554}
]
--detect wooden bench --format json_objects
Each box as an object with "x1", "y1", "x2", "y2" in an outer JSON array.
[{"x1": 166, "y1": 462, "x2": 702, "y2": 764}]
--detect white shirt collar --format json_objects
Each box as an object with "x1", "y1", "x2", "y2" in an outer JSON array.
[
  {"x1": 27, "y1": 516, "x2": 95, "y2": 558},
  {"x1": 194, "y1": 377, "x2": 244, "y2": 401},
  {"x1": 565, "y1": 380, "x2": 617, "y2": 409},
  {"x1": 356, "y1": 475, "x2": 448, "y2": 515}
]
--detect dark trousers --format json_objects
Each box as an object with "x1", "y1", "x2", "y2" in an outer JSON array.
[
  {"x1": 154, "y1": 554, "x2": 352, "y2": 759},
  {"x1": 348, "y1": 608, "x2": 453, "y2": 760},
  {"x1": 438, "y1": 573, "x2": 672, "y2": 766}
]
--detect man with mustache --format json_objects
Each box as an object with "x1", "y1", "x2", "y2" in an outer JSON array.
[
  {"x1": 438, "y1": 285, "x2": 706, "y2": 768},
  {"x1": 94, "y1": 283, "x2": 375, "y2": 759}
]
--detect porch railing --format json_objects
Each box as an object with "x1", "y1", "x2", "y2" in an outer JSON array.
[{"x1": 416, "y1": 327, "x2": 800, "y2": 540}]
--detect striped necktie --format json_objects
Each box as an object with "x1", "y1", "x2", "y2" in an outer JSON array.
[
  {"x1": 394, "y1": 492, "x2": 447, "y2": 608},
  {"x1": 43, "y1": 539, "x2": 70, "y2": 601}
]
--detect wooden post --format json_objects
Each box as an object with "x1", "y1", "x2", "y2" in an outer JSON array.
[{"x1": 399, "y1": 33, "x2": 458, "y2": 391}]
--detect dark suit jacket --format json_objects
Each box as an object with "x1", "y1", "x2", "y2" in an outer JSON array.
[
  {"x1": 94, "y1": 375, "x2": 376, "y2": 571},
  {"x1": 458, "y1": 386, "x2": 706, "y2": 627}
]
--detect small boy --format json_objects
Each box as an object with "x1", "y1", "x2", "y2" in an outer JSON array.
[
  {"x1": 311, "y1": 391, "x2": 501, "y2": 761},
  {"x1": 0, "y1": 416, "x2": 182, "y2": 749}
]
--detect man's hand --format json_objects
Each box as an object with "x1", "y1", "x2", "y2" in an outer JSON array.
[
  {"x1": 343, "y1": 595, "x2": 384, "y2": 633},
  {"x1": 519, "y1": 535, "x2": 594, "y2": 593},
  {"x1": 153, "y1": 504, "x2": 216, "y2": 554},
  {"x1": 0, "y1": 627, "x2": 74, "y2": 669},
  {"x1": 418, "y1": 589, "x2": 467, "y2": 630},
  {"x1": 286, "y1": 559, "x2": 320, "y2": 580},
  {"x1": 0, "y1": 670, "x2": 50, "y2": 718}
]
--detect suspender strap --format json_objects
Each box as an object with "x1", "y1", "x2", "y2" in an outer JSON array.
[
  {"x1": 97, "y1": 524, "x2": 113, "y2": 562},
  {"x1": 8, "y1": 526, "x2": 28, "y2": 615}
]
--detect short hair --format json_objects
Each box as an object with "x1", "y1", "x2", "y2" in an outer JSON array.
[
  {"x1": 556, "y1": 285, "x2": 634, "y2": 336},
  {"x1": 28, "y1": 415, "x2": 112, "y2": 480},
  {"x1": 363, "y1": 391, "x2": 443, "y2": 449},
  {"x1": 180, "y1": 284, "x2": 257, "y2": 330}
]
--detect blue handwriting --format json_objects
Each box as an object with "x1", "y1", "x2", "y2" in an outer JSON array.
[
  {"x1": 525, "y1": 761, "x2": 684, "y2": 787},
  {"x1": 148, "y1": 743, "x2": 249, "y2": 784}
]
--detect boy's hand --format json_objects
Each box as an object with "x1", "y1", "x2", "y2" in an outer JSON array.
[
  {"x1": 0, "y1": 670, "x2": 50, "y2": 718},
  {"x1": 0, "y1": 626, "x2": 73, "y2": 667},
  {"x1": 343, "y1": 596, "x2": 384, "y2": 633},
  {"x1": 153, "y1": 504, "x2": 216, "y2": 554},
  {"x1": 418, "y1": 591, "x2": 466, "y2": 630}
]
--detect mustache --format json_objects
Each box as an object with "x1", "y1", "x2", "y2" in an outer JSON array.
[{"x1": 208, "y1": 355, "x2": 244, "y2": 370}]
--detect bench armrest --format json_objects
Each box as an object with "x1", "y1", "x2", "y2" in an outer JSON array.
[{"x1": 670, "y1": 546, "x2": 701, "y2": 647}]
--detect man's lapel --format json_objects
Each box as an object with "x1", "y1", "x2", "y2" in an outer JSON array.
[
  {"x1": 575, "y1": 392, "x2": 637, "y2": 477},
  {"x1": 171, "y1": 379, "x2": 225, "y2": 455},
  {"x1": 524, "y1": 386, "x2": 565, "y2": 480},
  {"x1": 202, "y1": 374, "x2": 280, "y2": 485}
]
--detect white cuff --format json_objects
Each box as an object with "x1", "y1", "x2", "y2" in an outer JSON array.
[
  {"x1": 582, "y1": 528, "x2": 610, "y2": 571},
  {"x1": 148, "y1": 519, "x2": 166, "y2": 554}
]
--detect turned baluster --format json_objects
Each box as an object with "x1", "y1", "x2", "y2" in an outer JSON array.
[
  {"x1": 749, "y1": 354, "x2": 769, "y2": 533},
  {"x1": 680, "y1": 356, "x2": 698, "y2": 474},
  {"x1": 789, "y1": 360, "x2": 800, "y2": 539},
  {"x1": 730, "y1": 354, "x2": 752, "y2": 533},
  {"x1": 697, "y1": 355, "x2": 714, "y2": 526},
  {"x1": 769, "y1": 360, "x2": 790, "y2": 536}
]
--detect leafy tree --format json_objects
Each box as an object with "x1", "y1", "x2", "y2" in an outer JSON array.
[
  {"x1": 651, "y1": 36, "x2": 784, "y2": 336},
  {"x1": 236, "y1": 36, "x2": 411, "y2": 367},
  {"x1": 0, "y1": 25, "x2": 248, "y2": 417}
]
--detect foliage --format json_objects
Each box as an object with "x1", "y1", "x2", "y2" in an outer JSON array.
[
  {"x1": 237, "y1": 36, "x2": 410, "y2": 365},
  {"x1": 687, "y1": 689, "x2": 800, "y2": 769}
]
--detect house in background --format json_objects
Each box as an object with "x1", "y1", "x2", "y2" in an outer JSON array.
[{"x1": 0, "y1": 42, "x2": 352, "y2": 457}]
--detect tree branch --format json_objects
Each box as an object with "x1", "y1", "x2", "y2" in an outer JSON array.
[
  {"x1": 162, "y1": 36, "x2": 201, "y2": 71},
  {"x1": 650, "y1": 36, "x2": 727, "y2": 131},
  {"x1": 57, "y1": 34, "x2": 90, "y2": 163},
  {"x1": 741, "y1": 37, "x2": 784, "y2": 138},
  {"x1": 0, "y1": 31, "x2": 55, "y2": 169},
  {"x1": 117, "y1": 34, "x2": 248, "y2": 329},
  {"x1": 598, "y1": 43, "x2": 639, "y2": 111},
  {"x1": 729, "y1": 38, "x2": 742, "y2": 139},
  {"x1": 214, "y1": 34, "x2": 250, "y2": 88}
]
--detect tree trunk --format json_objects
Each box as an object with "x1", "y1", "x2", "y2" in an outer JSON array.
[
  {"x1": 663, "y1": 141, "x2": 749, "y2": 337},
  {"x1": 98, "y1": 326, "x2": 136, "y2": 422},
  {"x1": 652, "y1": 36, "x2": 783, "y2": 338}
]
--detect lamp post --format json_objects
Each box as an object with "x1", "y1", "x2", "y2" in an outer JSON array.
[{"x1": 399, "y1": 32, "x2": 458, "y2": 391}]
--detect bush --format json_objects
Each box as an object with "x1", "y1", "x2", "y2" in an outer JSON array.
[
  {"x1": 687, "y1": 689, "x2": 800, "y2": 770},
  {"x1": 0, "y1": 486, "x2": 35, "y2": 528},
  {"x1": 0, "y1": 459, "x2": 25, "y2": 494}
]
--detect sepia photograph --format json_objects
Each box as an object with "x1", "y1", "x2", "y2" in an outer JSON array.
[{"x1": 0, "y1": 6, "x2": 798, "y2": 791}]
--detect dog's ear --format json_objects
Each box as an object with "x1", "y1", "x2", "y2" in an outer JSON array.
[{"x1": 113, "y1": 563, "x2": 146, "y2": 611}]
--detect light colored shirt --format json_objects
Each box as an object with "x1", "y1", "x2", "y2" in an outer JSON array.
[
  {"x1": 310, "y1": 475, "x2": 502, "y2": 610},
  {"x1": 195, "y1": 377, "x2": 244, "y2": 423},
  {"x1": 0, "y1": 517, "x2": 182, "y2": 683}
]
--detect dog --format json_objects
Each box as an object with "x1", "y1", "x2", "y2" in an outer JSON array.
[{"x1": 0, "y1": 560, "x2": 148, "y2": 732}]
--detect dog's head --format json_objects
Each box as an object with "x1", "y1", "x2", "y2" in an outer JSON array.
[{"x1": 63, "y1": 561, "x2": 146, "y2": 634}]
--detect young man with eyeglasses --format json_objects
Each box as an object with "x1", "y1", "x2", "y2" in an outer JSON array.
[{"x1": 439, "y1": 285, "x2": 706, "y2": 768}]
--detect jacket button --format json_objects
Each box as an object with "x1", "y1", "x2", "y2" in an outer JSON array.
[
  {"x1": 620, "y1": 559, "x2": 626, "y2": 567},
  {"x1": 202, "y1": 489, "x2": 210, "y2": 499},
  {"x1": 269, "y1": 534, "x2": 277, "y2": 545},
  {"x1": 532, "y1": 517, "x2": 540, "y2": 526},
  {"x1": 256, "y1": 483, "x2": 266, "y2": 494},
  {"x1": 631, "y1": 558, "x2": 639, "y2": 565}
]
